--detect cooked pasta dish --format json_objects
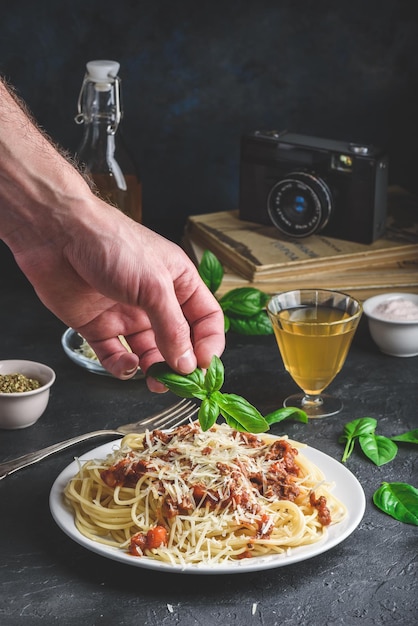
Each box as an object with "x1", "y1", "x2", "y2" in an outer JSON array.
[{"x1": 64, "y1": 422, "x2": 347, "y2": 566}]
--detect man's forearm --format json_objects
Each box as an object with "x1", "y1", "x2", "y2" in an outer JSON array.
[{"x1": 0, "y1": 78, "x2": 91, "y2": 252}]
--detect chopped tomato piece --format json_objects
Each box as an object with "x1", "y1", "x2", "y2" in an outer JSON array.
[
  {"x1": 145, "y1": 525, "x2": 168, "y2": 550},
  {"x1": 129, "y1": 532, "x2": 147, "y2": 556},
  {"x1": 129, "y1": 525, "x2": 168, "y2": 557}
]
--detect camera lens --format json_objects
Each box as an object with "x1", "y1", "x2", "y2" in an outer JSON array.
[{"x1": 267, "y1": 172, "x2": 333, "y2": 237}]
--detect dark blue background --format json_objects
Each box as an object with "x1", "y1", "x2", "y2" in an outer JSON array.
[{"x1": 1, "y1": 0, "x2": 417, "y2": 238}]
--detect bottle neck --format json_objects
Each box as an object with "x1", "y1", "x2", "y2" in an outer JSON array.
[
  {"x1": 77, "y1": 123, "x2": 116, "y2": 156},
  {"x1": 75, "y1": 76, "x2": 122, "y2": 135}
]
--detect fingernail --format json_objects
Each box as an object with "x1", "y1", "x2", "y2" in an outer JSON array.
[
  {"x1": 147, "y1": 377, "x2": 169, "y2": 394},
  {"x1": 122, "y1": 366, "x2": 138, "y2": 378},
  {"x1": 177, "y1": 349, "x2": 196, "y2": 373}
]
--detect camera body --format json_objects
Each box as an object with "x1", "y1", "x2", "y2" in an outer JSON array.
[{"x1": 238, "y1": 130, "x2": 388, "y2": 243}]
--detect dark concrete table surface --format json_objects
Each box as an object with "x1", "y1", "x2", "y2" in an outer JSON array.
[{"x1": 0, "y1": 264, "x2": 416, "y2": 626}]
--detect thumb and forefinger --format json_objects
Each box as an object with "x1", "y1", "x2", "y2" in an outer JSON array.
[
  {"x1": 91, "y1": 284, "x2": 225, "y2": 390},
  {"x1": 142, "y1": 279, "x2": 226, "y2": 390}
]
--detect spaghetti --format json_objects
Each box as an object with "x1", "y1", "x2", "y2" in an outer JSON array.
[{"x1": 64, "y1": 422, "x2": 347, "y2": 566}]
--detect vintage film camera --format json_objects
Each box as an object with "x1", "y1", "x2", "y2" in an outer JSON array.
[{"x1": 238, "y1": 131, "x2": 388, "y2": 244}]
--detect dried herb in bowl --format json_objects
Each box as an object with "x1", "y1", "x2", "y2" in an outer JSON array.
[{"x1": 0, "y1": 373, "x2": 41, "y2": 393}]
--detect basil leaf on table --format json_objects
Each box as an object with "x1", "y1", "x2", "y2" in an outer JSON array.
[
  {"x1": 390, "y1": 428, "x2": 418, "y2": 444},
  {"x1": 359, "y1": 434, "x2": 398, "y2": 466},
  {"x1": 340, "y1": 417, "x2": 378, "y2": 463},
  {"x1": 340, "y1": 418, "x2": 418, "y2": 465},
  {"x1": 373, "y1": 482, "x2": 418, "y2": 526}
]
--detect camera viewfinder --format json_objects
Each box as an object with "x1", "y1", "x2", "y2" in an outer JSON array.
[{"x1": 331, "y1": 154, "x2": 353, "y2": 173}]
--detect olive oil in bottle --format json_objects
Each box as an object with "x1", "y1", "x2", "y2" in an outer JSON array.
[{"x1": 75, "y1": 59, "x2": 142, "y2": 223}]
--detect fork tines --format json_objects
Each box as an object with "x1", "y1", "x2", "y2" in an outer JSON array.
[{"x1": 142, "y1": 398, "x2": 199, "y2": 431}]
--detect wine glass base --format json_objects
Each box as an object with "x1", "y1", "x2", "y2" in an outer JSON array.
[{"x1": 284, "y1": 394, "x2": 343, "y2": 418}]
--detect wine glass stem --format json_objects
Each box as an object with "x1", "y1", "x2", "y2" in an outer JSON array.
[{"x1": 301, "y1": 394, "x2": 323, "y2": 409}]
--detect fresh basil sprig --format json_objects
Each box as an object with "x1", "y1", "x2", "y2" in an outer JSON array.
[
  {"x1": 198, "y1": 250, "x2": 273, "y2": 336},
  {"x1": 340, "y1": 417, "x2": 418, "y2": 466},
  {"x1": 373, "y1": 482, "x2": 418, "y2": 526},
  {"x1": 340, "y1": 418, "x2": 377, "y2": 463},
  {"x1": 147, "y1": 355, "x2": 307, "y2": 433}
]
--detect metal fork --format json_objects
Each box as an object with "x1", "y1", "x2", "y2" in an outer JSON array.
[{"x1": 0, "y1": 398, "x2": 198, "y2": 480}]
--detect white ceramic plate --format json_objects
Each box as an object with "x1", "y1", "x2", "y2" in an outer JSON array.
[
  {"x1": 61, "y1": 328, "x2": 143, "y2": 378},
  {"x1": 49, "y1": 438, "x2": 366, "y2": 574}
]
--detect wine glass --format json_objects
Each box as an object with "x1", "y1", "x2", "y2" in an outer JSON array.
[{"x1": 267, "y1": 289, "x2": 362, "y2": 418}]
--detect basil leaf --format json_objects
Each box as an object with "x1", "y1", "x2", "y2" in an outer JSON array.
[
  {"x1": 187, "y1": 368, "x2": 205, "y2": 388},
  {"x1": 228, "y1": 311, "x2": 273, "y2": 335},
  {"x1": 204, "y1": 355, "x2": 224, "y2": 393},
  {"x1": 198, "y1": 249, "x2": 224, "y2": 294},
  {"x1": 197, "y1": 249, "x2": 273, "y2": 337},
  {"x1": 391, "y1": 428, "x2": 418, "y2": 444},
  {"x1": 198, "y1": 397, "x2": 219, "y2": 431},
  {"x1": 340, "y1": 417, "x2": 378, "y2": 463},
  {"x1": 373, "y1": 482, "x2": 418, "y2": 526},
  {"x1": 359, "y1": 434, "x2": 398, "y2": 466},
  {"x1": 215, "y1": 392, "x2": 269, "y2": 433},
  {"x1": 147, "y1": 362, "x2": 206, "y2": 399},
  {"x1": 342, "y1": 417, "x2": 378, "y2": 439},
  {"x1": 219, "y1": 288, "x2": 269, "y2": 316},
  {"x1": 264, "y1": 407, "x2": 308, "y2": 425}
]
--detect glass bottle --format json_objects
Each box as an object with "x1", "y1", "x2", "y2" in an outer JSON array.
[{"x1": 75, "y1": 59, "x2": 142, "y2": 223}]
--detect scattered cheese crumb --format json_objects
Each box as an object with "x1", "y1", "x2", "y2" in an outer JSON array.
[
  {"x1": 252, "y1": 602, "x2": 258, "y2": 615},
  {"x1": 167, "y1": 604, "x2": 174, "y2": 613}
]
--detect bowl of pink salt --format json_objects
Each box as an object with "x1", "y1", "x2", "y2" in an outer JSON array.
[{"x1": 363, "y1": 293, "x2": 418, "y2": 357}]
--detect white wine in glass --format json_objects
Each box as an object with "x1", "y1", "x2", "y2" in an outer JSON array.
[{"x1": 267, "y1": 289, "x2": 362, "y2": 418}]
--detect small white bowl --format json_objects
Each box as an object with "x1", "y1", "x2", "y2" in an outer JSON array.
[
  {"x1": 0, "y1": 360, "x2": 56, "y2": 429},
  {"x1": 363, "y1": 293, "x2": 418, "y2": 357}
]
